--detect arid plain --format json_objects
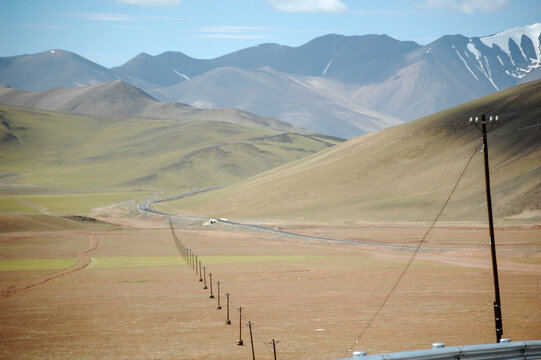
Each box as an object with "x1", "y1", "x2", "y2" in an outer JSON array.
[
  {"x1": 1, "y1": 207, "x2": 539, "y2": 360},
  {"x1": 1, "y1": 80, "x2": 540, "y2": 359}
]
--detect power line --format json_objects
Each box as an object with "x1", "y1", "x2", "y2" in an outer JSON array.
[
  {"x1": 341, "y1": 144, "x2": 479, "y2": 358},
  {"x1": 490, "y1": 122, "x2": 541, "y2": 137},
  {"x1": 491, "y1": 107, "x2": 541, "y2": 117},
  {"x1": 169, "y1": 218, "x2": 276, "y2": 356}
]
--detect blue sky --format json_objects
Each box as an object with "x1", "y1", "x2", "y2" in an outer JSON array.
[{"x1": 1, "y1": 0, "x2": 539, "y2": 67}]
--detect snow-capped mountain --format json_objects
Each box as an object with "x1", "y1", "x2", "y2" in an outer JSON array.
[
  {"x1": 445, "y1": 23, "x2": 541, "y2": 92},
  {"x1": 153, "y1": 23, "x2": 541, "y2": 130},
  {"x1": 0, "y1": 24, "x2": 540, "y2": 138},
  {"x1": 349, "y1": 24, "x2": 541, "y2": 122},
  {"x1": 480, "y1": 24, "x2": 541, "y2": 81}
]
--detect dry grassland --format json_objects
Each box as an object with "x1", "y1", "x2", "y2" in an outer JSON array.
[{"x1": 0, "y1": 215, "x2": 539, "y2": 360}]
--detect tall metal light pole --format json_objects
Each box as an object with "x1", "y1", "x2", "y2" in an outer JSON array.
[{"x1": 469, "y1": 114, "x2": 503, "y2": 343}]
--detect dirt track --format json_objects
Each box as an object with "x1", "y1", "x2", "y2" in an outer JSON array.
[{"x1": 0, "y1": 234, "x2": 98, "y2": 298}]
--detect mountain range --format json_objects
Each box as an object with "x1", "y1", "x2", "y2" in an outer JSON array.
[
  {"x1": 1, "y1": 23, "x2": 540, "y2": 138},
  {"x1": 0, "y1": 81, "x2": 308, "y2": 134}
]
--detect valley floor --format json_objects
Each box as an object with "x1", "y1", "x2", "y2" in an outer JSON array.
[{"x1": 0, "y1": 212, "x2": 540, "y2": 360}]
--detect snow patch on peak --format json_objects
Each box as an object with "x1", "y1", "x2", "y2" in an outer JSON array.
[
  {"x1": 467, "y1": 43, "x2": 481, "y2": 61},
  {"x1": 322, "y1": 60, "x2": 332, "y2": 76},
  {"x1": 481, "y1": 23, "x2": 541, "y2": 61},
  {"x1": 173, "y1": 70, "x2": 190, "y2": 80},
  {"x1": 455, "y1": 50, "x2": 479, "y2": 81}
]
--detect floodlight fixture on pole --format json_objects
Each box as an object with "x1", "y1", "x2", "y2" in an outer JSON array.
[{"x1": 468, "y1": 113, "x2": 503, "y2": 343}]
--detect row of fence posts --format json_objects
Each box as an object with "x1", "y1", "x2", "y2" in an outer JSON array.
[{"x1": 170, "y1": 219, "x2": 278, "y2": 360}]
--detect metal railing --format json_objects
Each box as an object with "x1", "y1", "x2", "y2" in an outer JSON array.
[{"x1": 342, "y1": 340, "x2": 541, "y2": 360}]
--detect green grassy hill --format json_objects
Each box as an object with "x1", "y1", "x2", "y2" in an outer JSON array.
[
  {"x1": 0, "y1": 105, "x2": 341, "y2": 216},
  {"x1": 161, "y1": 80, "x2": 541, "y2": 224}
]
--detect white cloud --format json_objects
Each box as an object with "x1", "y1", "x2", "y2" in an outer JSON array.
[
  {"x1": 64, "y1": 13, "x2": 136, "y2": 21},
  {"x1": 115, "y1": 0, "x2": 182, "y2": 7},
  {"x1": 266, "y1": 0, "x2": 348, "y2": 13},
  {"x1": 62, "y1": 13, "x2": 184, "y2": 22},
  {"x1": 192, "y1": 26, "x2": 273, "y2": 40},
  {"x1": 350, "y1": 10, "x2": 422, "y2": 15},
  {"x1": 195, "y1": 26, "x2": 274, "y2": 33},
  {"x1": 421, "y1": 0, "x2": 509, "y2": 13},
  {"x1": 14, "y1": 24, "x2": 66, "y2": 29},
  {"x1": 193, "y1": 34, "x2": 271, "y2": 40},
  {"x1": 192, "y1": 25, "x2": 330, "y2": 41}
]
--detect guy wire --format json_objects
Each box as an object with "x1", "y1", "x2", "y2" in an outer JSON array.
[{"x1": 341, "y1": 144, "x2": 479, "y2": 358}]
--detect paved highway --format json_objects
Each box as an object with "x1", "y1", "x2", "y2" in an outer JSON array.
[{"x1": 138, "y1": 189, "x2": 420, "y2": 250}]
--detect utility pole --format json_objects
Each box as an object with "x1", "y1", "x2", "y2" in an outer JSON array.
[
  {"x1": 225, "y1": 293, "x2": 231, "y2": 324},
  {"x1": 216, "y1": 281, "x2": 222, "y2": 309},
  {"x1": 248, "y1": 321, "x2": 256, "y2": 360},
  {"x1": 237, "y1": 307, "x2": 244, "y2": 346},
  {"x1": 209, "y1": 273, "x2": 215, "y2": 299},
  {"x1": 203, "y1": 267, "x2": 207, "y2": 289},
  {"x1": 469, "y1": 114, "x2": 503, "y2": 343},
  {"x1": 271, "y1": 339, "x2": 278, "y2": 360}
]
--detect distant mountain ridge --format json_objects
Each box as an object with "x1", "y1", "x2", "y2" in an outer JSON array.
[
  {"x1": 0, "y1": 23, "x2": 540, "y2": 138},
  {"x1": 0, "y1": 81, "x2": 309, "y2": 134},
  {"x1": 0, "y1": 104, "x2": 342, "y2": 189},
  {"x1": 0, "y1": 50, "x2": 119, "y2": 91}
]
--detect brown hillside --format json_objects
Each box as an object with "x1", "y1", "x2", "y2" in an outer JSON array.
[{"x1": 164, "y1": 80, "x2": 541, "y2": 224}]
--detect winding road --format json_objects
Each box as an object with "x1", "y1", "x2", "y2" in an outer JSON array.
[{"x1": 137, "y1": 189, "x2": 421, "y2": 250}]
